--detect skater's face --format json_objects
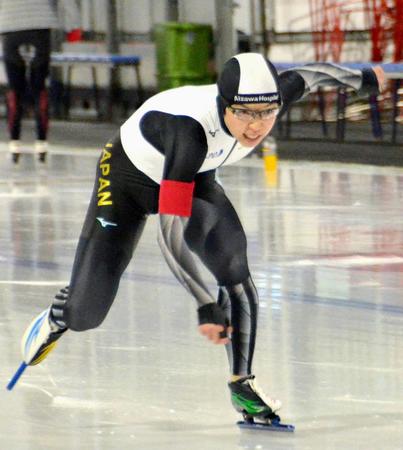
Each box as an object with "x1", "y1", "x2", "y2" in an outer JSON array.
[{"x1": 224, "y1": 103, "x2": 279, "y2": 147}]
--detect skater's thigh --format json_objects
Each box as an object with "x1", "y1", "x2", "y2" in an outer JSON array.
[
  {"x1": 66, "y1": 187, "x2": 147, "y2": 331},
  {"x1": 29, "y1": 30, "x2": 51, "y2": 91},
  {"x1": 2, "y1": 33, "x2": 26, "y2": 90},
  {"x1": 185, "y1": 178, "x2": 249, "y2": 285},
  {"x1": 65, "y1": 142, "x2": 151, "y2": 330}
]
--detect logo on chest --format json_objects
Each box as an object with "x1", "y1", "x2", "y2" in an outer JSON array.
[{"x1": 206, "y1": 149, "x2": 224, "y2": 159}]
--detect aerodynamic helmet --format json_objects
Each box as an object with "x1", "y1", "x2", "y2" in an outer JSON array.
[{"x1": 217, "y1": 53, "x2": 281, "y2": 106}]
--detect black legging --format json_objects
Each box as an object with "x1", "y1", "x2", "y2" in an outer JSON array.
[
  {"x1": 2, "y1": 29, "x2": 50, "y2": 140},
  {"x1": 59, "y1": 134, "x2": 258, "y2": 375}
]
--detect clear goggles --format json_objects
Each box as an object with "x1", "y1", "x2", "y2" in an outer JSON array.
[{"x1": 227, "y1": 106, "x2": 279, "y2": 122}]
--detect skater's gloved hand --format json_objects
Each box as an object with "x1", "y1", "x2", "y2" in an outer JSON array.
[{"x1": 197, "y1": 303, "x2": 232, "y2": 345}]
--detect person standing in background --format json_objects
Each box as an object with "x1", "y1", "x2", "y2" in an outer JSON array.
[{"x1": 0, "y1": 0, "x2": 81, "y2": 163}]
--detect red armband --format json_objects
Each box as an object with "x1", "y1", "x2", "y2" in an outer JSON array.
[{"x1": 159, "y1": 180, "x2": 195, "y2": 217}]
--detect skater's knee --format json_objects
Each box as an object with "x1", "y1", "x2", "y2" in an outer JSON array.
[
  {"x1": 215, "y1": 256, "x2": 251, "y2": 286},
  {"x1": 51, "y1": 286, "x2": 99, "y2": 331},
  {"x1": 67, "y1": 314, "x2": 104, "y2": 332},
  {"x1": 65, "y1": 303, "x2": 106, "y2": 332},
  {"x1": 62, "y1": 283, "x2": 116, "y2": 331}
]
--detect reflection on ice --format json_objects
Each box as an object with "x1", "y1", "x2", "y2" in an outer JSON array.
[{"x1": 1, "y1": 148, "x2": 403, "y2": 449}]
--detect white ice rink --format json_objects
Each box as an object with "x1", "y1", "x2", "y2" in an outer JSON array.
[{"x1": 1, "y1": 143, "x2": 403, "y2": 450}]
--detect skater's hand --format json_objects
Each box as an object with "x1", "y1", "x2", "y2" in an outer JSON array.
[
  {"x1": 372, "y1": 65, "x2": 386, "y2": 92},
  {"x1": 198, "y1": 323, "x2": 233, "y2": 345},
  {"x1": 197, "y1": 303, "x2": 232, "y2": 344}
]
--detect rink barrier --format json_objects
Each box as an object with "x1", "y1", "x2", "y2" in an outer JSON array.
[
  {"x1": 0, "y1": 52, "x2": 143, "y2": 119},
  {"x1": 50, "y1": 53, "x2": 144, "y2": 119},
  {"x1": 274, "y1": 62, "x2": 403, "y2": 144}
]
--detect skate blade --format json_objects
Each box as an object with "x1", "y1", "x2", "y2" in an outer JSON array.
[
  {"x1": 6, "y1": 362, "x2": 28, "y2": 391},
  {"x1": 237, "y1": 419, "x2": 295, "y2": 432}
]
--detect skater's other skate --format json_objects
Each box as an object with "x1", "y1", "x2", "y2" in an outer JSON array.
[
  {"x1": 22, "y1": 308, "x2": 66, "y2": 366},
  {"x1": 228, "y1": 375, "x2": 282, "y2": 419},
  {"x1": 35, "y1": 140, "x2": 48, "y2": 163},
  {"x1": 9, "y1": 140, "x2": 21, "y2": 164}
]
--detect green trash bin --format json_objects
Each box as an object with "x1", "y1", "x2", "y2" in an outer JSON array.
[{"x1": 154, "y1": 22, "x2": 213, "y2": 91}]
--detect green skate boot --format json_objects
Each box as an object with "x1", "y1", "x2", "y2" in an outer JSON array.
[{"x1": 228, "y1": 375, "x2": 294, "y2": 431}]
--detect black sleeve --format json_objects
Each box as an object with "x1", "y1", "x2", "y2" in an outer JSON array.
[
  {"x1": 360, "y1": 68, "x2": 380, "y2": 95},
  {"x1": 140, "y1": 111, "x2": 208, "y2": 183},
  {"x1": 278, "y1": 70, "x2": 306, "y2": 114},
  {"x1": 278, "y1": 63, "x2": 381, "y2": 115}
]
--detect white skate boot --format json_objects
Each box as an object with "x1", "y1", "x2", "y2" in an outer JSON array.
[
  {"x1": 35, "y1": 140, "x2": 48, "y2": 163},
  {"x1": 9, "y1": 140, "x2": 21, "y2": 164},
  {"x1": 7, "y1": 308, "x2": 66, "y2": 390},
  {"x1": 21, "y1": 308, "x2": 66, "y2": 366}
]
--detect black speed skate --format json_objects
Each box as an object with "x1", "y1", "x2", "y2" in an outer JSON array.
[
  {"x1": 228, "y1": 375, "x2": 295, "y2": 432},
  {"x1": 12, "y1": 152, "x2": 21, "y2": 164},
  {"x1": 9, "y1": 140, "x2": 21, "y2": 164},
  {"x1": 35, "y1": 140, "x2": 48, "y2": 163}
]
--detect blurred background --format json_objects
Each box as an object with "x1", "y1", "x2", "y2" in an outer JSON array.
[
  {"x1": 0, "y1": 0, "x2": 401, "y2": 163},
  {"x1": 1, "y1": 6, "x2": 403, "y2": 448}
]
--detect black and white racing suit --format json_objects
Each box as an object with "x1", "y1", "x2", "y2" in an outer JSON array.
[{"x1": 55, "y1": 63, "x2": 379, "y2": 376}]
